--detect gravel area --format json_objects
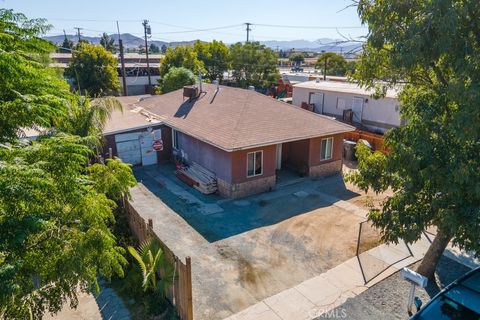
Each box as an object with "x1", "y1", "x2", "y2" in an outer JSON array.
[{"x1": 316, "y1": 256, "x2": 472, "y2": 320}]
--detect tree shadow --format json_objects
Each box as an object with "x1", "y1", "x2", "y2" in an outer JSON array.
[
  {"x1": 94, "y1": 280, "x2": 131, "y2": 320},
  {"x1": 134, "y1": 165, "x2": 362, "y2": 243}
]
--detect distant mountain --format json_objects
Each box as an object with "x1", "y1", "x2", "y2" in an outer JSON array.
[
  {"x1": 43, "y1": 33, "x2": 362, "y2": 54},
  {"x1": 43, "y1": 33, "x2": 197, "y2": 49},
  {"x1": 259, "y1": 39, "x2": 362, "y2": 53}
]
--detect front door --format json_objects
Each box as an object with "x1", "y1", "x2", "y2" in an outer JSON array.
[{"x1": 275, "y1": 144, "x2": 282, "y2": 170}]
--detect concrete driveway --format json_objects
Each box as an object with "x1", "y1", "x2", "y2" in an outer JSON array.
[{"x1": 130, "y1": 165, "x2": 383, "y2": 320}]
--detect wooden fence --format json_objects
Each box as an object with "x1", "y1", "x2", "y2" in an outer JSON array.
[
  {"x1": 124, "y1": 200, "x2": 193, "y2": 320},
  {"x1": 344, "y1": 129, "x2": 388, "y2": 153}
]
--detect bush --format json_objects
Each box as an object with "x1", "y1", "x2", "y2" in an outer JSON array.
[{"x1": 159, "y1": 67, "x2": 196, "y2": 94}]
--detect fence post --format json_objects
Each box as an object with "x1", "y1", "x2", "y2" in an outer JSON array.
[{"x1": 185, "y1": 257, "x2": 193, "y2": 320}]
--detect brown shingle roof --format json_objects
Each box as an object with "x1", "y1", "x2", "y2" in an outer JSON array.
[
  {"x1": 103, "y1": 95, "x2": 158, "y2": 134},
  {"x1": 114, "y1": 84, "x2": 354, "y2": 151}
]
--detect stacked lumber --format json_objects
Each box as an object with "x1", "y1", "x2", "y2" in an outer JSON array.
[{"x1": 176, "y1": 161, "x2": 217, "y2": 194}]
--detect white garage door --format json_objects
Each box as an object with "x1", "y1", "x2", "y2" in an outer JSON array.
[
  {"x1": 116, "y1": 140, "x2": 141, "y2": 165},
  {"x1": 139, "y1": 133, "x2": 157, "y2": 166},
  {"x1": 114, "y1": 131, "x2": 158, "y2": 166}
]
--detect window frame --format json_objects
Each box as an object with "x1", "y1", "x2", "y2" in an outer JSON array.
[
  {"x1": 320, "y1": 137, "x2": 334, "y2": 161},
  {"x1": 172, "y1": 129, "x2": 179, "y2": 149},
  {"x1": 246, "y1": 150, "x2": 263, "y2": 178}
]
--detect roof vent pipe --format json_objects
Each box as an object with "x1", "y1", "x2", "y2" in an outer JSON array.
[
  {"x1": 198, "y1": 72, "x2": 203, "y2": 94},
  {"x1": 248, "y1": 85, "x2": 255, "y2": 91}
]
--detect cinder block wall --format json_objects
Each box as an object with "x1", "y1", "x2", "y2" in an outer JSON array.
[{"x1": 218, "y1": 175, "x2": 276, "y2": 198}]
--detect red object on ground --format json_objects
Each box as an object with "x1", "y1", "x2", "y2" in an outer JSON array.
[
  {"x1": 152, "y1": 140, "x2": 163, "y2": 151},
  {"x1": 175, "y1": 171, "x2": 199, "y2": 187}
]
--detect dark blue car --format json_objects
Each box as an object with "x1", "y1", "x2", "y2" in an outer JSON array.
[{"x1": 411, "y1": 267, "x2": 480, "y2": 319}]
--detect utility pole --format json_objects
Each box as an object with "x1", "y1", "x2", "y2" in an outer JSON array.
[
  {"x1": 74, "y1": 27, "x2": 82, "y2": 42},
  {"x1": 245, "y1": 23, "x2": 252, "y2": 43},
  {"x1": 321, "y1": 50, "x2": 328, "y2": 81},
  {"x1": 142, "y1": 19, "x2": 152, "y2": 89},
  {"x1": 117, "y1": 21, "x2": 128, "y2": 96},
  {"x1": 324, "y1": 57, "x2": 328, "y2": 81}
]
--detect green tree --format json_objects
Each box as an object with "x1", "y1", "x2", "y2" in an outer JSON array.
[
  {"x1": 0, "y1": 9, "x2": 71, "y2": 142},
  {"x1": 230, "y1": 42, "x2": 280, "y2": 88},
  {"x1": 65, "y1": 42, "x2": 119, "y2": 96},
  {"x1": 159, "y1": 45, "x2": 204, "y2": 77},
  {"x1": 99, "y1": 32, "x2": 115, "y2": 53},
  {"x1": 149, "y1": 43, "x2": 159, "y2": 53},
  {"x1": 289, "y1": 52, "x2": 305, "y2": 66},
  {"x1": 159, "y1": 67, "x2": 196, "y2": 94},
  {"x1": 347, "y1": 0, "x2": 480, "y2": 279},
  {"x1": 316, "y1": 52, "x2": 350, "y2": 76},
  {"x1": 0, "y1": 135, "x2": 137, "y2": 319},
  {"x1": 160, "y1": 44, "x2": 167, "y2": 54},
  {"x1": 0, "y1": 11, "x2": 138, "y2": 319},
  {"x1": 194, "y1": 40, "x2": 231, "y2": 81},
  {"x1": 58, "y1": 34, "x2": 73, "y2": 53},
  {"x1": 127, "y1": 238, "x2": 174, "y2": 297},
  {"x1": 56, "y1": 96, "x2": 123, "y2": 137}
]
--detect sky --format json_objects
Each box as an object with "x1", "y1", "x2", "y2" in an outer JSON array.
[{"x1": 3, "y1": 0, "x2": 367, "y2": 43}]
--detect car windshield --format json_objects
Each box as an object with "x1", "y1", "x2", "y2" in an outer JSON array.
[{"x1": 418, "y1": 295, "x2": 479, "y2": 320}]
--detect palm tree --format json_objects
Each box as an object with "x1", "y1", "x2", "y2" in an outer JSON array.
[
  {"x1": 127, "y1": 238, "x2": 174, "y2": 297},
  {"x1": 58, "y1": 96, "x2": 122, "y2": 137}
]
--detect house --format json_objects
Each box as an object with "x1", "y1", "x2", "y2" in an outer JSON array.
[
  {"x1": 103, "y1": 84, "x2": 354, "y2": 198},
  {"x1": 292, "y1": 80, "x2": 402, "y2": 133}
]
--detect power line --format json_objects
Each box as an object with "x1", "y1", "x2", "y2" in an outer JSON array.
[
  {"x1": 156, "y1": 24, "x2": 244, "y2": 34},
  {"x1": 253, "y1": 23, "x2": 366, "y2": 29}
]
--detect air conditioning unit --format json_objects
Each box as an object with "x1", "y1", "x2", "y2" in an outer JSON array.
[{"x1": 183, "y1": 85, "x2": 198, "y2": 99}]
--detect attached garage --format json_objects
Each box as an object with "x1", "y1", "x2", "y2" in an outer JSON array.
[{"x1": 114, "y1": 131, "x2": 158, "y2": 166}]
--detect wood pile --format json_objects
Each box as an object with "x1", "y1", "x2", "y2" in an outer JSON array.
[{"x1": 176, "y1": 161, "x2": 218, "y2": 194}]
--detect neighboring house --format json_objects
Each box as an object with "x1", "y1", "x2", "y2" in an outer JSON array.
[
  {"x1": 103, "y1": 84, "x2": 354, "y2": 198},
  {"x1": 50, "y1": 53, "x2": 162, "y2": 95},
  {"x1": 292, "y1": 80, "x2": 402, "y2": 133}
]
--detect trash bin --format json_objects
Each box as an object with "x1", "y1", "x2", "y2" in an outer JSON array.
[{"x1": 343, "y1": 140, "x2": 357, "y2": 161}]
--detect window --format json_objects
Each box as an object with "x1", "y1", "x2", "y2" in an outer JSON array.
[
  {"x1": 172, "y1": 129, "x2": 179, "y2": 149},
  {"x1": 247, "y1": 151, "x2": 263, "y2": 177},
  {"x1": 321, "y1": 137, "x2": 333, "y2": 161}
]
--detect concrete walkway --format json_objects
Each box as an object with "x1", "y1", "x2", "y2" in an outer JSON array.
[
  {"x1": 43, "y1": 280, "x2": 131, "y2": 320},
  {"x1": 224, "y1": 236, "x2": 430, "y2": 320}
]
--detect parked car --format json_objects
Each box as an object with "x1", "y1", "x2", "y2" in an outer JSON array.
[
  {"x1": 290, "y1": 66, "x2": 304, "y2": 72},
  {"x1": 410, "y1": 267, "x2": 480, "y2": 319}
]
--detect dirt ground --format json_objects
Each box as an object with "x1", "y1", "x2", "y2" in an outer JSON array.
[{"x1": 131, "y1": 165, "x2": 390, "y2": 320}]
